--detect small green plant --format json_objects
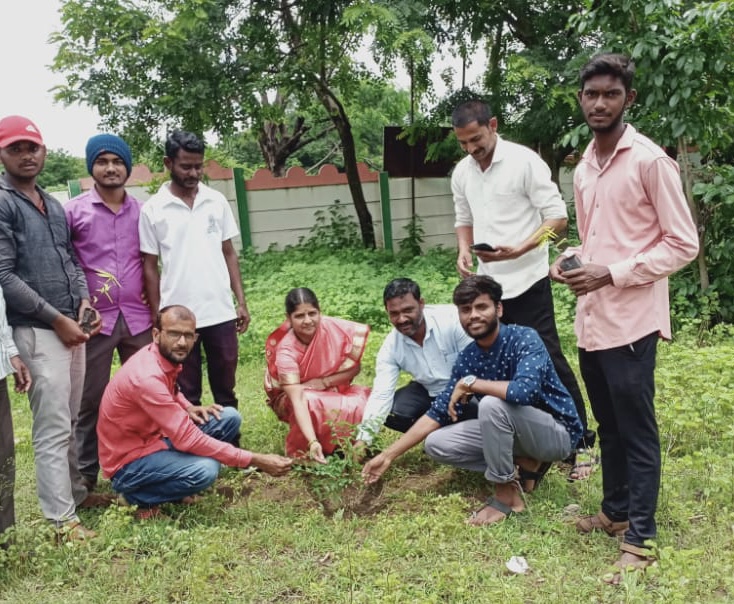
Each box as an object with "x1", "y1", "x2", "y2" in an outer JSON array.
[
  {"x1": 397, "y1": 215, "x2": 425, "y2": 262},
  {"x1": 292, "y1": 420, "x2": 374, "y2": 515},
  {"x1": 299, "y1": 200, "x2": 362, "y2": 251}
]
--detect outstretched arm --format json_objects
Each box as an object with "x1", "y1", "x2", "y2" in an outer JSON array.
[
  {"x1": 362, "y1": 415, "x2": 441, "y2": 484},
  {"x1": 282, "y1": 383, "x2": 326, "y2": 464}
]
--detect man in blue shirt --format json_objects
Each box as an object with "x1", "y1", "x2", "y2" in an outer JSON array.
[
  {"x1": 355, "y1": 278, "x2": 472, "y2": 446},
  {"x1": 363, "y1": 275, "x2": 582, "y2": 525}
]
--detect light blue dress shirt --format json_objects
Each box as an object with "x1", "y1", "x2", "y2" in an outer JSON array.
[{"x1": 357, "y1": 305, "x2": 472, "y2": 442}]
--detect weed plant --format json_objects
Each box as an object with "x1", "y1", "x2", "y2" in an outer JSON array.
[{"x1": 1, "y1": 242, "x2": 733, "y2": 603}]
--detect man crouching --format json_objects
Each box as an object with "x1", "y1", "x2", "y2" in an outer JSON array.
[
  {"x1": 363, "y1": 276, "x2": 582, "y2": 525},
  {"x1": 98, "y1": 305, "x2": 291, "y2": 517}
]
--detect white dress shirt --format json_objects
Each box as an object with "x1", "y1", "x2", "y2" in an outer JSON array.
[{"x1": 452, "y1": 135, "x2": 568, "y2": 299}]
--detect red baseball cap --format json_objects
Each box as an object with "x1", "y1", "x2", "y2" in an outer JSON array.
[{"x1": 0, "y1": 115, "x2": 44, "y2": 148}]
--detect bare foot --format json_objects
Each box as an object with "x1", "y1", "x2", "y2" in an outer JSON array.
[
  {"x1": 568, "y1": 461, "x2": 595, "y2": 481},
  {"x1": 467, "y1": 482, "x2": 524, "y2": 526},
  {"x1": 604, "y1": 551, "x2": 653, "y2": 585}
]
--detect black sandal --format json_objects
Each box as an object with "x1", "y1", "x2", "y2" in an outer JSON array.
[{"x1": 518, "y1": 461, "x2": 552, "y2": 493}]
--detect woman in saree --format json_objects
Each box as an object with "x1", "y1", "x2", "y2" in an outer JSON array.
[{"x1": 265, "y1": 288, "x2": 371, "y2": 462}]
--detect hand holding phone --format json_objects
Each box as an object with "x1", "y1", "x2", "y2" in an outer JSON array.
[
  {"x1": 471, "y1": 243, "x2": 496, "y2": 252},
  {"x1": 80, "y1": 308, "x2": 96, "y2": 334},
  {"x1": 559, "y1": 255, "x2": 583, "y2": 272}
]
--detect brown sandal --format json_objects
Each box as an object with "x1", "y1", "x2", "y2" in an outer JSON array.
[
  {"x1": 604, "y1": 542, "x2": 656, "y2": 585},
  {"x1": 575, "y1": 511, "x2": 629, "y2": 537}
]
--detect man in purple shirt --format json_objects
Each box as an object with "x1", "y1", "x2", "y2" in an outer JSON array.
[{"x1": 65, "y1": 134, "x2": 153, "y2": 490}]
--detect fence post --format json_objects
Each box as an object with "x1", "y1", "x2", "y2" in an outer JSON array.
[
  {"x1": 68, "y1": 180, "x2": 82, "y2": 198},
  {"x1": 379, "y1": 171, "x2": 393, "y2": 252},
  {"x1": 233, "y1": 168, "x2": 253, "y2": 249}
]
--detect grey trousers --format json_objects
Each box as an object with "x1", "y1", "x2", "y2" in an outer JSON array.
[
  {"x1": 0, "y1": 378, "x2": 14, "y2": 538},
  {"x1": 424, "y1": 395, "x2": 572, "y2": 483},
  {"x1": 76, "y1": 315, "x2": 152, "y2": 482},
  {"x1": 14, "y1": 327, "x2": 88, "y2": 526}
]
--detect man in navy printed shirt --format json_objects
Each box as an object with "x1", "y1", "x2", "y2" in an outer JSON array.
[{"x1": 363, "y1": 275, "x2": 582, "y2": 525}]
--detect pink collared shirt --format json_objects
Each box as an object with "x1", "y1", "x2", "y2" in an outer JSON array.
[
  {"x1": 569, "y1": 125, "x2": 698, "y2": 351},
  {"x1": 65, "y1": 187, "x2": 151, "y2": 336},
  {"x1": 97, "y1": 343, "x2": 253, "y2": 477}
]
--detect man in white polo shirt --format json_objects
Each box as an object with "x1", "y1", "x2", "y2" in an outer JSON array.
[
  {"x1": 451, "y1": 100, "x2": 595, "y2": 479},
  {"x1": 140, "y1": 131, "x2": 250, "y2": 442}
]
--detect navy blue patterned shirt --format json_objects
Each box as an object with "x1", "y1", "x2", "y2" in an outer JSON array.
[{"x1": 426, "y1": 323, "x2": 583, "y2": 446}]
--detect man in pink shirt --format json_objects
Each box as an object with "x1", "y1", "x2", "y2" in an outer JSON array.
[
  {"x1": 66, "y1": 134, "x2": 152, "y2": 491},
  {"x1": 98, "y1": 305, "x2": 291, "y2": 515},
  {"x1": 550, "y1": 54, "x2": 698, "y2": 582}
]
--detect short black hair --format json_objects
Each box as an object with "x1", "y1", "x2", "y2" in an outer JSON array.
[
  {"x1": 579, "y1": 53, "x2": 635, "y2": 92},
  {"x1": 383, "y1": 278, "x2": 421, "y2": 306},
  {"x1": 155, "y1": 304, "x2": 196, "y2": 329},
  {"x1": 451, "y1": 100, "x2": 492, "y2": 128},
  {"x1": 452, "y1": 275, "x2": 503, "y2": 306},
  {"x1": 285, "y1": 287, "x2": 320, "y2": 315},
  {"x1": 165, "y1": 130, "x2": 206, "y2": 160}
]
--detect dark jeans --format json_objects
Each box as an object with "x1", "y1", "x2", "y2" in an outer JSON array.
[
  {"x1": 385, "y1": 381, "x2": 478, "y2": 433},
  {"x1": 0, "y1": 379, "x2": 14, "y2": 541},
  {"x1": 384, "y1": 382, "x2": 433, "y2": 433},
  {"x1": 501, "y1": 277, "x2": 594, "y2": 449},
  {"x1": 111, "y1": 408, "x2": 241, "y2": 507},
  {"x1": 76, "y1": 315, "x2": 152, "y2": 482},
  {"x1": 578, "y1": 332, "x2": 659, "y2": 548},
  {"x1": 178, "y1": 319, "x2": 239, "y2": 408}
]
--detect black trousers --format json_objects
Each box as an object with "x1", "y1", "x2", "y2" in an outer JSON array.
[
  {"x1": 578, "y1": 332, "x2": 659, "y2": 548},
  {"x1": 384, "y1": 381, "x2": 433, "y2": 433},
  {"x1": 501, "y1": 277, "x2": 594, "y2": 449},
  {"x1": 0, "y1": 378, "x2": 14, "y2": 541}
]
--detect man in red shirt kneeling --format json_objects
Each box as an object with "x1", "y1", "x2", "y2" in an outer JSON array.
[{"x1": 98, "y1": 305, "x2": 291, "y2": 515}]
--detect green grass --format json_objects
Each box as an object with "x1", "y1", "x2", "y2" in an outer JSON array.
[{"x1": 1, "y1": 248, "x2": 732, "y2": 603}]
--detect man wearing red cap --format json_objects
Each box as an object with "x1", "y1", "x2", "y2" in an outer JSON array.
[{"x1": 0, "y1": 115, "x2": 113, "y2": 540}]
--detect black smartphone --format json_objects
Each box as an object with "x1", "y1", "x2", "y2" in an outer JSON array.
[
  {"x1": 80, "y1": 308, "x2": 96, "y2": 334},
  {"x1": 559, "y1": 255, "x2": 583, "y2": 271},
  {"x1": 471, "y1": 243, "x2": 495, "y2": 252}
]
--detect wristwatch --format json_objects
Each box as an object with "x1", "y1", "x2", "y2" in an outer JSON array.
[{"x1": 462, "y1": 375, "x2": 477, "y2": 391}]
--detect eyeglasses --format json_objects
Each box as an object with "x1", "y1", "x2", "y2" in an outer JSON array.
[{"x1": 161, "y1": 329, "x2": 199, "y2": 343}]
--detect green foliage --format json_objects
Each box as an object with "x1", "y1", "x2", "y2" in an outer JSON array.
[
  {"x1": 299, "y1": 200, "x2": 363, "y2": 251},
  {"x1": 396, "y1": 215, "x2": 425, "y2": 262},
  {"x1": 37, "y1": 148, "x2": 86, "y2": 191},
  {"x1": 570, "y1": 0, "x2": 734, "y2": 155},
  {"x1": 3, "y1": 243, "x2": 734, "y2": 603}
]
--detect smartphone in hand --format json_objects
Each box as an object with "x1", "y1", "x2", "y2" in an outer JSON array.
[
  {"x1": 80, "y1": 308, "x2": 96, "y2": 334},
  {"x1": 559, "y1": 255, "x2": 583, "y2": 271},
  {"x1": 471, "y1": 243, "x2": 496, "y2": 252}
]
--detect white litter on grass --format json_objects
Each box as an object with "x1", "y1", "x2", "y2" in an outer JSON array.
[{"x1": 506, "y1": 555, "x2": 530, "y2": 574}]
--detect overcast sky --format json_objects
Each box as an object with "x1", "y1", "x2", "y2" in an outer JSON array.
[
  {"x1": 1, "y1": 1, "x2": 485, "y2": 158},
  {"x1": 0, "y1": 0, "x2": 101, "y2": 155}
]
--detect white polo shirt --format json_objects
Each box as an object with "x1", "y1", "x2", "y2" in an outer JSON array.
[
  {"x1": 139, "y1": 181, "x2": 239, "y2": 328},
  {"x1": 452, "y1": 135, "x2": 568, "y2": 299}
]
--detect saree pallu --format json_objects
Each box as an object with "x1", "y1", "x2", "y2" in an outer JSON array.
[{"x1": 264, "y1": 316, "x2": 370, "y2": 457}]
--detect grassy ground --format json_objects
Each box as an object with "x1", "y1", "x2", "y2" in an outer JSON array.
[{"x1": 1, "y1": 248, "x2": 732, "y2": 603}]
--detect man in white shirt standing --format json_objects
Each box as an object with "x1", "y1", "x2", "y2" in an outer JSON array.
[
  {"x1": 355, "y1": 278, "x2": 472, "y2": 449},
  {"x1": 140, "y1": 131, "x2": 250, "y2": 443},
  {"x1": 451, "y1": 100, "x2": 594, "y2": 478}
]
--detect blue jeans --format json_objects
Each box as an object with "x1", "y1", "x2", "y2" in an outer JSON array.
[{"x1": 111, "y1": 407, "x2": 241, "y2": 507}]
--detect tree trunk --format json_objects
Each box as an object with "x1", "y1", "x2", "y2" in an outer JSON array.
[
  {"x1": 314, "y1": 81, "x2": 376, "y2": 248},
  {"x1": 677, "y1": 138, "x2": 709, "y2": 290}
]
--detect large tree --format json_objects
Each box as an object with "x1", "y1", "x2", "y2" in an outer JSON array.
[
  {"x1": 37, "y1": 148, "x2": 86, "y2": 190},
  {"x1": 52, "y1": 0, "x2": 427, "y2": 247}
]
